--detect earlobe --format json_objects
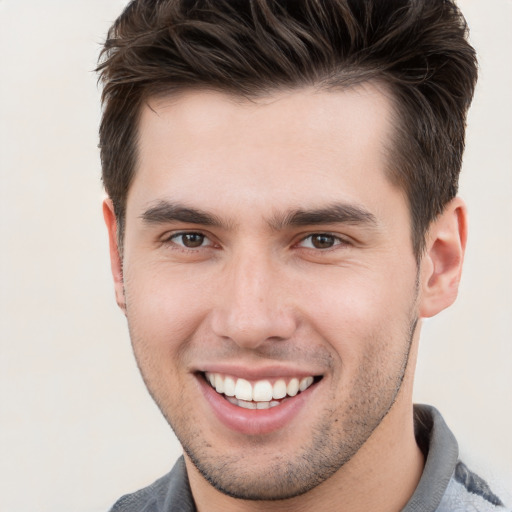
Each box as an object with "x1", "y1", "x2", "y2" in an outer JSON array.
[
  {"x1": 103, "y1": 198, "x2": 126, "y2": 313},
  {"x1": 419, "y1": 197, "x2": 468, "y2": 318}
]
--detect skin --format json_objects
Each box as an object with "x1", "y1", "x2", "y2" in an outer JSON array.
[{"x1": 105, "y1": 84, "x2": 467, "y2": 512}]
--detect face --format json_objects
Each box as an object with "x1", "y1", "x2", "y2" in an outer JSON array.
[{"x1": 112, "y1": 86, "x2": 423, "y2": 499}]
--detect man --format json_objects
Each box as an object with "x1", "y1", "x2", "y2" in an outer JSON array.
[{"x1": 97, "y1": 1, "x2": 509, "y2": 510}]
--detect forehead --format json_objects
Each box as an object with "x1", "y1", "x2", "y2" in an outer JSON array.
[
  {"x1": 140, "y1": 84, "x2": 393, "y2": 155},
  {"x1": 130, "y1": 85, "x2": 400, "y2": 220}
]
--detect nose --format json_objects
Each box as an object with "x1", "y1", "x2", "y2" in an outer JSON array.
[{"x1": 211, "y1": 251, "x2": 297, "y2": 350}]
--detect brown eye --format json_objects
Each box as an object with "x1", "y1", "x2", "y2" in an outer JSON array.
[
  {"x1": 172, "y1": 232, "x2": 208, "y2": 248},
  {"x1": 310, "y1": 234, "x2": 336, "y2": 249},
  {"x1": 299, "y1": 233, "x2": 343, "y2": 250}
]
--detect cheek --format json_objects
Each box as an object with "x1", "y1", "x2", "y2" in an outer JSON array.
[
  {"x1": 123, "y1": 263, "x2": 213, "y2": 353},
  {"x1": 300, "y1": 268, "x2": 417, "y2": 363},
  {"x1": 302, "y1": 269, "x2": 405, "y2": 322}
]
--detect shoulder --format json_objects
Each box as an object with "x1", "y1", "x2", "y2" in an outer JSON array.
[
  {"x1": 437, "y1": 461, "x2": 511, "y2": 512},
  {"x1": 405, "y1": 405, "x2": 510, "y2": 512},
  {"x1": 109, "y1": 472, "x2": 172, "y2": 512},
  {"x1": 108, "y1": 457, "x2": 195, "y2": 512}
]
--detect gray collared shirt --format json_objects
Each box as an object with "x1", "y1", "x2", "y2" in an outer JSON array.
[{"x1": 109, "y1": 405, "x2": 510, "y2": 512}]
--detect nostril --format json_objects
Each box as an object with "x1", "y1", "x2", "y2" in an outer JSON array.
[{"x1": 210, "y1": 307, "x2": 298, "y2": 350}]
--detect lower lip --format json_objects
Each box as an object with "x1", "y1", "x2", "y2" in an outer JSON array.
[{"x1": 198, "y1": 375, "x2": 318, "y2": 436}]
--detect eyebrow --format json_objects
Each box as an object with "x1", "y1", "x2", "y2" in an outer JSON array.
[
  {"x1": 269, "y1": 204, "x2": 378, "y2": 230},
  {"x1": 140, "y1": 200, "x2": 377, "y2": 231},
  {"x1": 141, "y1": 201, "x2": 228, "y2": 228}
]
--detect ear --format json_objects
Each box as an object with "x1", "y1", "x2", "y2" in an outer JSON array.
[
  {"x1": 419, "y1": 197, "x2": 468, "y2": 318},
  {"x1": 103, "y1": 198, "x2": 126, "y2": 314}
]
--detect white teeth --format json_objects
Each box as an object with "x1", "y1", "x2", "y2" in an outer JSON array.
[
  {"x1": 228, "y1": 398, "x2": 282, "y2": 409},
  {"x1": 299, "y1": 376, "x2": 314, "y2": 392},
  {"x1": 228, "y1": 396, "x2": 267, "y2": 409},
  {"x1": 272, "y1": 379, "x2": 287, "y2": 399},
  {"x1": 214, "y1": 374, "x2": 224, "y2": 394},
  {"x1": 253, "y1": 380, "x2": 273, "y2": 402},
  {"x1": 234, "y1": 378, "x2": 253, "y2": 401},
  {"x1": 205, "y1": 372, "x2": 316, "y2": 407},
  {"x1": 224, "y1": 376, "x2": 236, "y2": 397},
  {"x1": 287, "y1": 378, "x2": 299, "y2": 397},
  {"x1": 241, "y1": 400, "x2": 257, "y2": 410},
  {"x1": 255, "y1": 400, "x2": 284, "y2": 409}
]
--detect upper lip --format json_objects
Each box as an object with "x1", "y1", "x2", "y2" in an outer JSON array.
[{"x1": 194, "y1": 363, "x2": 323, "y2": 381}]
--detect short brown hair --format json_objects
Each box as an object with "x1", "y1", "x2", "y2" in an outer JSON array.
[{"x1": 97, "y1": 0, "x2": 477, "y2": 257}]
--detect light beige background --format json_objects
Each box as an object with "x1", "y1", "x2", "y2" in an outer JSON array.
[{"x1": 0, "y1": 1, "x2": 510, "y2": 511}]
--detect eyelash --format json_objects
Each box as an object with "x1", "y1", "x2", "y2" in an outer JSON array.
[
  {"x1": 296, "y1": 233, "x2": 348, "y2": 250},
  {"x1": 163, "y1": 231, "x2": 349, "y2": 253},
  {"x1": 164, "y1": 231, "x2": 215, "y2": 250}
]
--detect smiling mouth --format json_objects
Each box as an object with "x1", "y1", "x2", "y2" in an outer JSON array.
[{"x1": 204, "y1": 372, "x2": 321, "y2": 410}]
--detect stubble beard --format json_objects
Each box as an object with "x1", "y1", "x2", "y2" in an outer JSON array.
[{"x1": 131, "y1": 313, "x2": 418, "y2": 502}]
